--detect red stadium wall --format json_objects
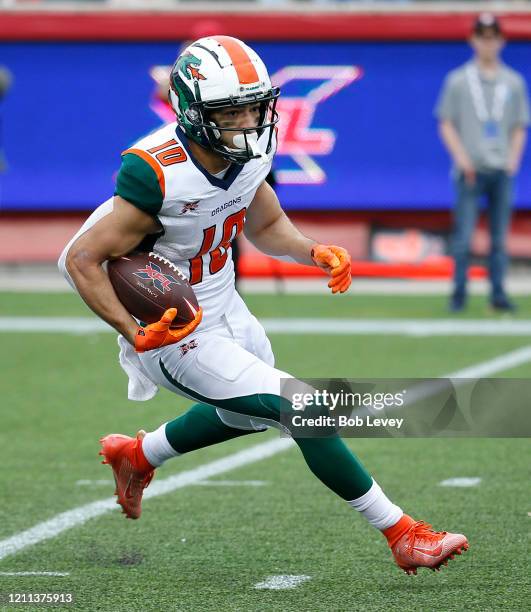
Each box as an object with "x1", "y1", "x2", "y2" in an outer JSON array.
[
  {"x1": 6, "y1": 209, "x2": 531, "y2": 281},
  {"x1": 1, "y1": 10, "x2": 531, "y2": 41}
]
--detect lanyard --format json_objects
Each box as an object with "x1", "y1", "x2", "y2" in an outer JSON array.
[{"x1": 466, "y1": 64, "x2": 508, "y2": 122}]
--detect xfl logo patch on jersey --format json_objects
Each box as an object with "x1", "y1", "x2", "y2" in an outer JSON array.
[
  {"x1": 181, "y1": 201, "x2": 199, "y2": 214},
  {"x1": 180, "y1": 339, "x2": 198, "y2": 356}
]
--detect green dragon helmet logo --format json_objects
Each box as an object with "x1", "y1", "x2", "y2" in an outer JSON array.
[{"x1": 177, "y1": 52, "x2": 206, "y2": 81}]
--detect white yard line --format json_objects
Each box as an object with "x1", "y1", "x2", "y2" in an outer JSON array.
[
  {"x1": 3, "y1": 317, "x2": 531, "y2": 336},
  {"x1": 75, "y1": 478, "x2": 267, "y2": 487},
  {"x1": 0, "y1": 571, "x2": 69, "y2": 576},
  {"x1": 439, "y1": 478, "x2": 482, "y2": 488},
  {"x1": 254, "y1": 575, "x2": 311, "y2": 590},
  {"x1": 364, "y1": 344, "x2": 531, "y2": 418},
  {"x1": 445, "y1": 344, "x2": 531, "y2": 377},
  {"x1": 0, "y1": 438, "x2": 293, "y2": 562},
  {"x1": 1, "y1": 344, "x2": 530, "y2": 563},
  {"x1": 0, "y1": 318, "x2": 108, "y2": 333},
  {"x1": 75, "y1": 480, "x2": 114, "y2": 486},
  {"x1": 191, "y1": 480, "x2": 267, "y2": 487},
  {"x1": 261, "y1": 319, "x2": 531, "y2": 336}
]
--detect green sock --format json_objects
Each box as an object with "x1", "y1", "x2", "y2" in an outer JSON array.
[{"x1": 295, "y1": 436, "x2": 373, "y2": 500}]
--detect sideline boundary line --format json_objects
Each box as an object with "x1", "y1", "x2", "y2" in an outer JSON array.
[
  {"x1": 3, "y1": 317, "x2": 531, "y2": 336},
  {"x1": 0, "y1": 438, "x2": 293, "y2": 562}
]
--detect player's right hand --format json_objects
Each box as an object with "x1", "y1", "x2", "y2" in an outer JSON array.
[{"x1": 134, "y1": 307, "x2": 203, "y2": 353}]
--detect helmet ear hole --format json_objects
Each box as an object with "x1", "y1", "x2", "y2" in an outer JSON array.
[{"x1": 186, "y1": 108, "x2": 199, "y2": 122}]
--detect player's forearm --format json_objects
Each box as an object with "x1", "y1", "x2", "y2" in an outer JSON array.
[
  {"x1": 246, "y1": 212, "x2": 315, "y2": 265},
  {"x1": 439, "y1": 121, "x2": 471, "y2": 167},
  {"x1": 66, "y1": 252, "x2": 138, "y2": 344}
]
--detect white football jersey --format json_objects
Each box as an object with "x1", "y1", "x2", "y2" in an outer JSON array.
[{"x1": 59, "y1": 122, "x2": 274, "y2": 326}]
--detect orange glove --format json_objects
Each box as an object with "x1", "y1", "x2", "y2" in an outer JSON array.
[
  {"x1": 135, "y1": 307, "x2": 203, "y2": 353},
  {"x1": 311, "y1": 244, "x2": 352, "y2": 294}
]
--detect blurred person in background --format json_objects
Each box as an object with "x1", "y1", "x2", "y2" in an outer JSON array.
[
  {"x1": 0, "y1": 66, "x2": 12, "y2": 175},
  {"x1": 436, "y1": 13, "x2": 530, "y2": 313}
]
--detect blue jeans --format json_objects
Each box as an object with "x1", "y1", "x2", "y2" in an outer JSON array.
[{"x1": 452, "y1": 170, "x2": 513, "y2": 301}]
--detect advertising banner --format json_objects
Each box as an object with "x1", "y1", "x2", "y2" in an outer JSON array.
[{"x1": 0, "y1": 41, "x2": 529, "y2": 211}]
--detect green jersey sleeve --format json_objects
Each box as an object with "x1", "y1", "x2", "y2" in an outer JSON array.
[{"x1": 114, "y1": 151, "x2": 164, "y2": 215}]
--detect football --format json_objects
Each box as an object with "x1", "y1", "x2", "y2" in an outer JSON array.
[{"x1": 107, "y1": 251, "x2": 199, "y2": 328}]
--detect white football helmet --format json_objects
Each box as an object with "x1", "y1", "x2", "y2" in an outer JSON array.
[{"x1": 169, "y1": 36, "x2": 280, "y2": 164}]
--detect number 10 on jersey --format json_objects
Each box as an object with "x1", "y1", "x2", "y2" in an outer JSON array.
[{"x1": 189, "y1": 208, "x2": 247, "y2": 285}]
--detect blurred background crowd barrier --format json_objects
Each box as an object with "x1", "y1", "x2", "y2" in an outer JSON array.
[{"x1": 0, "y1": 1, "x2": 529, "y2": 280}]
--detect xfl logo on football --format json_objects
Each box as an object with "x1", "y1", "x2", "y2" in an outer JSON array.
[{"x1": 133, "y1": 262, "x2": 179, "y2": 294}]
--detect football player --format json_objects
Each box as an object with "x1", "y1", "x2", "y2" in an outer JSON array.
[{"x1": 59, "y1": 36, "x2": 467, "y2": 574}]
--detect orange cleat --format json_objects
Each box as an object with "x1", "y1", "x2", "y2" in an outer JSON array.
[
  {"x1": 384, "y1": 515, "x2": 469, "y2": 575},
  {"x1": 98, "y1": 430, "x2": 155, "y2": 520}
]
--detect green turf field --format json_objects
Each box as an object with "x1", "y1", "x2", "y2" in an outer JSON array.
[{"x1": 1, "y1": 292, "x2": 529, "y2": 611}]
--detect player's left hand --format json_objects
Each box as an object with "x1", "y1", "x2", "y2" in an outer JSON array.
[{"x1": 311, "y1": 244, "x2": 352, "y2": 294}]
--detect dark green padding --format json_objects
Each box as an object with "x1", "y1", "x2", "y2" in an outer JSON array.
[
  {"x1": 160, "y1": 360, "x2": 373, "y2": 500},
  {"x1": 165, "y1": 402, "x2": 259, "y2": 454}
]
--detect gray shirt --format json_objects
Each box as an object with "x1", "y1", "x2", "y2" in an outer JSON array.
[
  {"x1": 0, "y1": 66, "x2": 11, "y2": 99},
  {"x1": 435, "y1": 60, "x2": 530, "y2": 171}
]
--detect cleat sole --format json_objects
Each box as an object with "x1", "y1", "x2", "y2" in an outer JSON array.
[
  {"x1": 398, "y1": 540, "x2": 469, "y2": 575},
  {"x1": 432, "y1": 542, "x2": 469, "y2": 572}
]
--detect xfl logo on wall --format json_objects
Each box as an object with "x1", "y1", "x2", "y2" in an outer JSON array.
[
  {"x1": 271, "y1": 66, "x2": 362, "y2": 184},
  {"x1": 149, "y1": 64, "x2": 362, "y2": 185}
]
